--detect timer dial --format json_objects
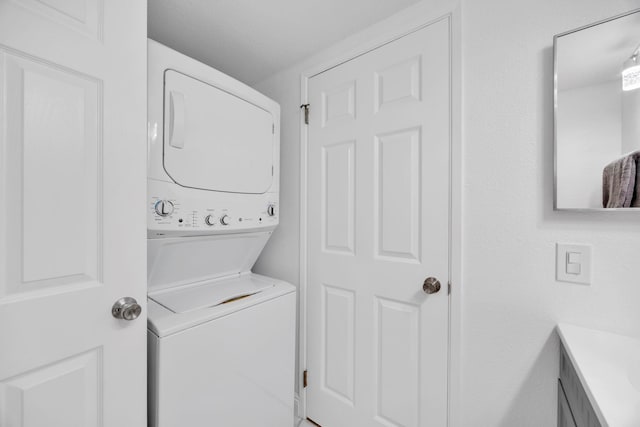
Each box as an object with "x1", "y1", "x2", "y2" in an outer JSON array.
[{"x1": 154, "y1": 200, "x2": 174, "y2": 217}]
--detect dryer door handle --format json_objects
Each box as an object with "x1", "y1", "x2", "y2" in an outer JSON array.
[{"x1": 169, "y1": 91, "x2": 185, "y2": 149}]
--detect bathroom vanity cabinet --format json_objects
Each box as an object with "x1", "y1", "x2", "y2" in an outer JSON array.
[
  {"x1": 557, "y1": 323, "x2": 640, "y2": 427},
  {"x1": 558, "y1": 343, "x2": 601, "y2": 427},
  {"x1": 557, "y1": 379, "x2": 577, "y2": 427}
]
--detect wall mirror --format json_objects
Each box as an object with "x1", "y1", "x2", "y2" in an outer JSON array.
[{"x1": 555, "y1": 9, "x2": 640, "y2": 210}]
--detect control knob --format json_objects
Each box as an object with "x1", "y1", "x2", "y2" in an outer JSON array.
[
  {"x1": 220, "y1": 214, "x2": 230, "y2": 225},
  {"x1": 154, "y1": 200, "x2": 174, "y2": 217},
  {"x1": 205, "y1": 215, "x2": 216, "y2": 226},
  {"x1": 267, "y1": 204, "x2": 276, "y2": 216}
]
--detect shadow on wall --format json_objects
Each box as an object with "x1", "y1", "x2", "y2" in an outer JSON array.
[{"x1": 498, "y1": 332, "x2": 559, "y2": 427}]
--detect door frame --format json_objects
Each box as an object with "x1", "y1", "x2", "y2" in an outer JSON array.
[{"x1": 298, "y1": 2, "x2": 462, "y2": 425}]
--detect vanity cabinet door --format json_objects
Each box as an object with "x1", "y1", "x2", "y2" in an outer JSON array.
[
  {"x1": 558, "y1": 380, "x2": 578, "y2": 427},
  {"x1": 559, "y1": 344, "x2": 602, "y2": 427}
]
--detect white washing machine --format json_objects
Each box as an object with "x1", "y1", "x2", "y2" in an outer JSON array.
[{"x1": 146, "y1": 39, "x2": 295, "y2": 427}]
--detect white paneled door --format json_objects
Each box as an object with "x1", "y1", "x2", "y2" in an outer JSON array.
[
  {"x1": 0, "y1": 1, "x2": 147, "y2": 426},
  {"x1": 307, "y1": 18, "x2": 450, "y2": 427}
]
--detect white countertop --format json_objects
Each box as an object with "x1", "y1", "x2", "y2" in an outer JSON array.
[{"x1": 557, "y1": 323, "x2": 640, "y2": 427}]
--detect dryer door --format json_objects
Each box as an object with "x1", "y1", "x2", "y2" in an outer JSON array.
[{"x1": 163, "y1": 70, "x2": 274, "y2": 194}]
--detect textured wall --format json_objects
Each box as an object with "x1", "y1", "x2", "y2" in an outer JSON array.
[
  {"x1": 253, "y1": 0, "x2": 640, "y2": 424},
  {"x1": 461, "y1": 1, "x2": 640, "y2": 425}
]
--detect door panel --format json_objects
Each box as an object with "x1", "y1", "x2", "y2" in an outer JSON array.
[
  {"x1": 307, "y1": 18, "x2": 450, "y2": 427},
  {"x1": 322, "y1": 284, "x2": 356, "y2": 404},
  {"x1": 16, "y1": 0, "x2": 102, "y2": 38},
  {"x1": 1, "y1": 349, "x2": 101, "y2": 427},
  {"x1": 0, "y1": 1, "x2": 147, "y2": 426},
  {"x1": 374, "y1": 297, "x2": 420, "y2": 427},
  {"x1": 322, "y1": 141, "x2": 356, "y2": 254},
  {"x1": 374, "y1": 127, "x2": 421, "y2": 261},
  {"x1": 321, "y1": 81, "x2": 356, "y2": 127},
  {"x1": 2, "y1": 52, "x2": 99, "y2": 292},
  {"x1": 374, "y1": 56, "x2": 421, "y2": 111}
]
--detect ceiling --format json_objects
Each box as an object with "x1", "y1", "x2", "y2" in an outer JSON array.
[{"x1": 148, "y1": 0, "x2": 422, "y2": 85}]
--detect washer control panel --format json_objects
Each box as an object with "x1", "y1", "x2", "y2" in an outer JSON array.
[
  {"x1": 148, "y1": 183, "x2": 278, "y2": 237},
  {"x1": 266, "y1": 204, "x2": 275, "y2": 216}
]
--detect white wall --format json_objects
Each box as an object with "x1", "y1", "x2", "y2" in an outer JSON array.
[
  {"x1": 462, "y1": 1, "x2": 640, "y2": 425},
  {"x1": 253, "y1": 0, "x2": 640, "y2": 425},
  {"x1": 557, "y1": 81, "x2": 622, "y2": 209}
]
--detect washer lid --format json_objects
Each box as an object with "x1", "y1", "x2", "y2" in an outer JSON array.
[
  {"x1": 163, "y1": 69, "x2": 275, "y2": 194},
  {"x1": 147, "y1": 275, "x2": 296, "y2": 338},
  {"x1": 147, "y1": 232, "x2": 271, "y2": 293},
  {"x1": 150, "y1": 274, "x2": 275, "y2": 314}
]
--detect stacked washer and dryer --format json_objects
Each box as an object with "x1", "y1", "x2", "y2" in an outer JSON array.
[{"x1": 146, "y1": 40, "x2": 296, "y2": 427}]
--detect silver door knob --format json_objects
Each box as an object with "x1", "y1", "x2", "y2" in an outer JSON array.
[
  {"x1": 423, "y1": 277, "x2": 441, "y2": 294},
  {"x1": 112, "y1": 297, "x2": 142, "y2": 321}
]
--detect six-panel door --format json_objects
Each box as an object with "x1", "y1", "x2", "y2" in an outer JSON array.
[
  {"x1": 307, "y1": 17, "x2": 451, "y2": 427},
  {"x1": 0, "y1": 1, "x2": 147, "y2": 425}
]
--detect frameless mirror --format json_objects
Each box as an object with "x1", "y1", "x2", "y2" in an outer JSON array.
[{"x1": 554, "y1": 9, "x2": 640, "y2": 210}]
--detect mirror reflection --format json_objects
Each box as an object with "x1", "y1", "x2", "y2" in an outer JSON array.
[{"x1": 555, "y1": 10, "x2": 640, "y2": 210}]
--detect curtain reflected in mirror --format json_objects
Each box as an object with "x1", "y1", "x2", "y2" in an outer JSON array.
[{"x1": 555, "y1": 9, "x2": 640, "y2": 210}]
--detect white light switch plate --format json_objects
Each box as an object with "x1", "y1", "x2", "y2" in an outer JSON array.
[{"x1": 556, "y1": 243, "x2": 592, "y2": 285}]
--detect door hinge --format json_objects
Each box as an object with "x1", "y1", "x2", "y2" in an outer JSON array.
[
  {"x1": 303, "y1": 370, "x2": 308, "y2": 388},
  {"x1": 300, "y1": 104, "x2": 310, "y2": 125},
  {"x1": 448, "y1": 281, "x2": 451, "y2": 295},
  {"x1": 272, "y1": 123, "x2": 275, "y2": 134}
]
